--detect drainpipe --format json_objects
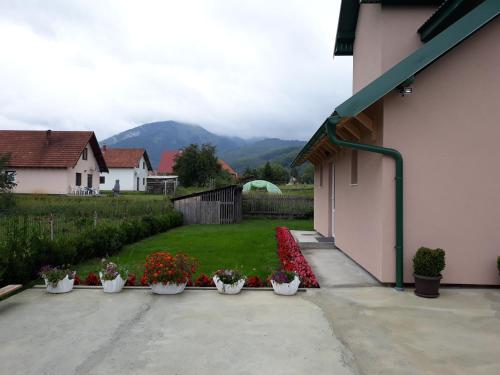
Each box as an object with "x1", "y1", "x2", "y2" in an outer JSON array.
[{"x1": 326, "y1": 114, "x2": 404, "y2": 291}]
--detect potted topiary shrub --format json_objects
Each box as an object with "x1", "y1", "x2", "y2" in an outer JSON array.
[
  {"x1": 40, "y1": 265, "x2": 76, "y2": 294},
  {"x1": 213, "y1": 269, "x2": 246, "y2": 294},
  {"x1": 144, "y1": 252, "x2": 198, "y2": 295},
  {"x1": 99, "y1": 260, "x2": 128, "y2": 293},
  {"x1": 270, "y1": 270, "x2": 300, "y2": 296},
  {"x1": 413, "y1": 247, "x2": 445, "y2": 298}
]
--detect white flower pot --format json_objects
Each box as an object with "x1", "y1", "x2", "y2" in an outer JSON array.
[
  {"x1": 151, "y1": 282, "x2": 187, "y2": 295},
  {"x1": 213, "y1": 276, "x2": 245, "y2": 295},
  {"x1": 100, "y1": 273, "x2": 126, "y2": 293},
  {"x1": 271, "y1": 276, "x2": 300, "y2": 296},
  {"x1": 45, "y1": 275, "x2": 74, "y2": 294}
]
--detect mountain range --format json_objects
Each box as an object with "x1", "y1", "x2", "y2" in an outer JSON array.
[{"x1": 101, "y1": 121, "x2": 306, "y2": 172}]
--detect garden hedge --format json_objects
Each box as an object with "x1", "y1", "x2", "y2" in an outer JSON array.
[{"x1": 0, "y1": 211, "x2": 183, "y2": 285}]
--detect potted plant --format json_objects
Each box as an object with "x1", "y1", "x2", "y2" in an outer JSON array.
[
  {"x1": 40, "y1": 265, "x2": 76, "y2": 294},
  {"x1": 270, "y1": 270, "x2": 300, "y2": 296},
  {"x1": 144, "y1": 252, "x2": 198, "y2": 295},
  {"x1": 99, "y1": 260, "x2": 128, "y2": 293},
  {"x1": 413, "y1": 247, "x2": 445, "y2": 298},
  {"x1": 213, "y1": 269, "x2": 246, "y2": 294}
]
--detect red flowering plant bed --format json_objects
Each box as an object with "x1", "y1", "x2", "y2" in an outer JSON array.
[
  {"x1": 276, "y1": 227, "x2": 319, "y2": 287},
  {"x1": 143, "y1": 252, "x2": 198, "y2": 286}
]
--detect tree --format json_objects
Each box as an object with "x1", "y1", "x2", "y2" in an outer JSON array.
[
  {"x1": 301, "y1": 163, "x2": 314, "y2": 184},
  {"x1": 261, "y1": 162, "x2": 274, "y2": 181},
  {"x1": 0, "y1": 154, "x2": 17, "y2": 208},
  {"x1": 173, "y1": 144, "x2": 230, "y2": 187},
  {"x1": 241, "y1": 167, "x2": 258, "y2": 180}
]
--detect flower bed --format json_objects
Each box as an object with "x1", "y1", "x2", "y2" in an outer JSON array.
[{"x1": 276, "y1": 227, "x2": 319, "y2": 287}]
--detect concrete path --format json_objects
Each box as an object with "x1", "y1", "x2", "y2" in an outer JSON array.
[
  {"x1": 1, "y1": 246, "x2": 500, "y2": 374},
  {"x1": 0, "y1": 289, "x2": 358, "y2": 375},
  {"x1": 302, "y1": 248, "x2": 379, "y2": 287}
]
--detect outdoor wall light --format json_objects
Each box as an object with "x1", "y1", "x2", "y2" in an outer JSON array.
[{"x1": 399, "y1": 86, "x2": 413, "y2": 97}]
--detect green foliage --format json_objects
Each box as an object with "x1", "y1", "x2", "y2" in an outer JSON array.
[
  {"x1": 257, "y1": 162, "x2": 290, "y2": 184},
  {"x1": 301, "y1": 163, "x2": 314, "y2": 184},
  {"x1": 0, "y1": 154, "x2": 17, "y2": 209},
  {"x1": 0, "y1": 211, "x2": 183, "y2": 285},
  {"x1": 413, "y1": 247, "x2": 446, "y2": 277},
  {"x1": 174, "y1": 143, "x2": 231, "y2": 187}
]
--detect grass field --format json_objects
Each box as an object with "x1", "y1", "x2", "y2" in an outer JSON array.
[{"x1": 75, "y1": 218, "x2": 313, "y2": 280}]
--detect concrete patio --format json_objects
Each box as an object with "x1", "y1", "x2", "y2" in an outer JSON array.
[{"x1": 1, "y1": 246, "x2": 499, "y2": 374}]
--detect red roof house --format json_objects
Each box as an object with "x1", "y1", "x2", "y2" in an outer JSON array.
[{"x1": 0, "y1": 130, "x2": 107, "y2": 194}]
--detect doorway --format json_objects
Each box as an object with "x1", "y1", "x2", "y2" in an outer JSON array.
[
  {"x1": 136, "y1": 177, "x2": 140, "y2": 191},
  {"x1": 87, "y1": 174, "x2": 93, "y2": 188}
]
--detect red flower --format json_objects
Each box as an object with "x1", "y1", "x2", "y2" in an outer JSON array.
[
  {"x1": 245, "y1": 275, "x2": 264, "y2": 288},
  {"x1": 275, "y1": 227, "x2": 319, "y2": 288},
  {"x1": 194, "y1": 273, "x2": 215, "y2": 287},
  {"x1": 85, "y1": 272, "x2": 100, "y2": 286},
  {"x1": 126, "y1": 273, "x2": 136, "y2": 286},
  {"x1": 73, "y1": 275, "x2": 82, "y2": 285}
]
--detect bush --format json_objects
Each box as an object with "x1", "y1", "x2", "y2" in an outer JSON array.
[
  {"x1": 0, "y1": 211, "x2": 183, "y2": 286},
  {"x1": 413, "y1": 247, "x2": 445, "y2": 277}
]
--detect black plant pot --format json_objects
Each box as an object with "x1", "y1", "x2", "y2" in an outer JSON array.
[{"x1": 414, "y1": 274, "x2": 442, "y2": 298}]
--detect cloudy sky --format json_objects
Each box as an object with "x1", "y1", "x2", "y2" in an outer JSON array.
[{"x1": 0, "y1": 0, "x2": 352, "y2": 141}]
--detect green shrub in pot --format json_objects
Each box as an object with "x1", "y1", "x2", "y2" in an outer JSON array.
[{"x1": 413, "y1": 247, "x2": 445, "y2": 298}]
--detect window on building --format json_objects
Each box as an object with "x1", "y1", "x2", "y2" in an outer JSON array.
[
  {"x1": 143, "y1": 177, "x2": 145, "y2": 185},
  {"x1": 82, "y1": 148, "x2": 88, "y2": 160},
  {"x1": 5, "y1": 170, "x2": 16, "y2": 182},
  {"x1": 351, "y1": 150, "x2": 358, "y2": 186},
  {"x1": 143, "y1": 162, "x2": 146, "y2": 169},
  {"x1": 100, "y1": 176, "x2": 105, "y2": 184},
  {"x1": 75, "y1": 173, "x2": 82, "y2": 186}
]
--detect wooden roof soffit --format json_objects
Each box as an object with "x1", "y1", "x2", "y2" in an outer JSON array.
[{"x1": 354, "y1": 112, "x2": 376, "y2": 141}]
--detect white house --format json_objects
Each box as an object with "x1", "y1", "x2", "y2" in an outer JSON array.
[
  {"x1": 0, "y1": 130, "x2": 108, "y2": 195},
  {"x1": 100, "y1": 147, "x2": 153, "y2": 192}
]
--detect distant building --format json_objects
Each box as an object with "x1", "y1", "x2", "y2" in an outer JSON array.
[
  {"x1": 157, "y1": 149, "x2": 238, "y2": 178},
  {"x1": 0, "y1": 130, "x2": 108, "y2": 195},
  {"x1": 100, "y1": 146, "x2": 153, "y2": 191}
]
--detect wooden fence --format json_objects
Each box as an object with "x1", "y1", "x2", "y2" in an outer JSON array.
[{"x1": 242, "y1": 194, "x2": 313, "y2": 218}]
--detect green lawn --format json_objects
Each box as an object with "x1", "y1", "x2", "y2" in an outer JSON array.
[{"x1": 75, "y1": 218, "x2": 313, "y2": 280}]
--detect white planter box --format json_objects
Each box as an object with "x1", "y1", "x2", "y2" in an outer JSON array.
[
  {"x1": 151, "y1": 282, "x2": 187, "y2": 295},
  {"x1": 213, "y1": 276, "x2": 245, "y2": 295},
  {"x1": 45, "y1": 275, "x2": 74, "y2": 294},
  {"x1": 271, "y1": 276, "x2": 300, "y2": 296},
  {"x1": 100, "y1": 273, "x2": 126, "y2": 293}
]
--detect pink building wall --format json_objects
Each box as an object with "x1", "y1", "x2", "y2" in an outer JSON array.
[
  {"x1": 353, "y1": 4, "x2": 434, "y2": 93},
  {"x1": 381, "y1": 18, "x2": 500, "y2": 284},
  {"x1": 314, "y1": 5, "x2": 500, "y2": 285}
]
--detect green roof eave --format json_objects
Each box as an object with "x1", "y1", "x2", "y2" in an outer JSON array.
[
  {"x1": 294, "y1": 0, "x2": 499, "y2": 166},
  {"x1": 418, "y1": 0, "x2": 487, "y2": 43}
]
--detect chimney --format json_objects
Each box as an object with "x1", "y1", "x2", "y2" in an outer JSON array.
[
  {"x1": 102, "y1": 144, "x2": 107, "y2": 152},
  {"x1": 46, "y1": 129, "x2": 52, "y2": 145}
]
